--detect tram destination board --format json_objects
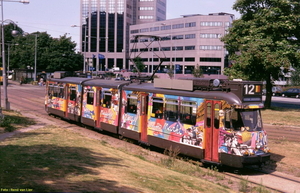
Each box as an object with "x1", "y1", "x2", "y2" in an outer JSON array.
[{"x1": 230, "y1": 81, "x2": 263, "y2": 102}]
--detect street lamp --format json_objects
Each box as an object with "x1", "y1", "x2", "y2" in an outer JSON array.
[
  {"x1": 1, "y1": 0, "x2": 29, "y2": 110},
  {"x1": 33, "y1": 33, "x2": 37, "y2": 81},
  {"x1": 71, "y1": 24, "x2": 87, "y2": 73}
]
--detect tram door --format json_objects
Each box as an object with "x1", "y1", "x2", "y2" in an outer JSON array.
[
  {"x1": 204, "y1": 100, "x2": 221, "y2": 162},
  {"x1": 140, "y1": 93, "x2": 149, "y2": 143}
]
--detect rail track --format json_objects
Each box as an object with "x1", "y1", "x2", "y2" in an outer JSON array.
[{"x1": 3, "y1": 80, "x2": 300, "y2": 192}]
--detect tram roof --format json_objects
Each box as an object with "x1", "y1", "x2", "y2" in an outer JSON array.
[
  {"x1": 49, "y1": 77, "x2": 91, "y2": 84},
  {"x1": 124, "y1": 82, "x2": 242, "y2": 105}
]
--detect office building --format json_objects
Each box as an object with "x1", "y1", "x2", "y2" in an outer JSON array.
[
  {"x1": 79, "y1": 0, "x2": 166, "y2": 72},
  {"x1": 129, "y1": 13, "x2": 235, "y2": 75}
]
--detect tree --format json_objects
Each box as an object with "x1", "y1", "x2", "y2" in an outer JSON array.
[
  {"x1": 132, "y1": 57, "x2": 145, "y2": 73},
  {"x1": 290, "y1": 67, "x2": 300, "y2": 86},
  {"x1": 9, "y1": 30, "x2": 83, "y2": 72},
  {"x1": 221, "y1": 0, "x2": 300, "y2": 108},
  {"x1": 192, "y1": 64, "x2": 204, "y2": 78}
]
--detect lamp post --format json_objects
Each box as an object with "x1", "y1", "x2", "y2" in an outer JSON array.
[
  {"x1": 33, "y1": 33, "x2": 37, "y2": 81},
  {"x1": 71, "y1": 24, "x2": 87, "y2": 73},
  {"x1": 1, "y1": 0, "x2": 29, "y2": 110}
]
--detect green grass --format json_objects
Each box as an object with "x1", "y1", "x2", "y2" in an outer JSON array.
[
  {"x1": 0, "y1": 126, "x2": 233, "y2": 193},
  {"x1": 0, "y1": 110, "x2": 35, "y2": 132},
  {"x1": 261, "y1": 107, "x2": 300, "y2": 127}
]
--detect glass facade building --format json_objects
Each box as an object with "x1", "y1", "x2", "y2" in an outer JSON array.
[{"x1": 80, "y1": 0, "x2": 166, "y2": 72}]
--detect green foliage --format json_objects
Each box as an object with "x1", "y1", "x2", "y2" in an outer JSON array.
[
  {"x1": 290, "y1": 67, "x2": 300, "y2": 86},
  {"x1": 221, "y1": 0, "x2": 300, "y2": 108},
  {"x1": 0, "y1": 111, "x2": 35, "y2": 132},
  {"x1": 192, "y1": 64, "x2": 204, "y2": 78},
  {"x1": 7, "y1": 26, "x2": 83, "y2": 72},
  {"x1": 132, "y1": 57, "x2": 145, "y2": 73}
]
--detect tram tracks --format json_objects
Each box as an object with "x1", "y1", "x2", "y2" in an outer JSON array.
[{"x1": 4, "y1": 81, "x2": 300, "y2": 192}]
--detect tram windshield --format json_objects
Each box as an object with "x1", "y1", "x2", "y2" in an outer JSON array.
[{"x1": 225, "y1": 109, "x2": 262, "y2": 131}]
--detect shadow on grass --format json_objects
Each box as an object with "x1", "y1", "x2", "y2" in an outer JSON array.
[
  {"x1": 0, "y1": 132, "x2": 139, "y2": 193},
  {"x1": 0, "y1": 114, "x2": 36, "y2": 132}
]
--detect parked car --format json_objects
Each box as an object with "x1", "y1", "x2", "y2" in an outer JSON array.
[
  {"x1": 262, "y1": 86, "x2": 283, "y2": 96},
  {"x1": 281, "y1": 88, "x2": 300, "y2": 98},
  {"x1": 109, "y1": 67, "x2": 120, "y2": 72},
  {"x1": 272, "y1": 86, "x2": 283, "y2": 96}
]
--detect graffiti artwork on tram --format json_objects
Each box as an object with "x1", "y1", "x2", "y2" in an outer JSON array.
[
  {"x1": 99, "y1": 88, "x2": 119, "y2": 126},
  {"x1": 67, "y1": 84, "x2": 82, "y2": 116},
  {"x1": 147, "y1": 93, "x2": 205, "y2": 148},
  {"x1": 47, "y1": 82, "x2": 65, "y2": 110},
  {"x1": 82, "y1": 86, "x2": 96, "y2": 119},
  {"x1": 121, "y1": 90, "x2": 140, "y2": 131},
  {"x1": 219, "y1": 129, "x2": 268, "y2": 156}
]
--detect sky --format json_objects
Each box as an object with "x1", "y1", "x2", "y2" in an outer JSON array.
[{"x1": 3, "y1": 0, "x2": 240, "y2": 50}]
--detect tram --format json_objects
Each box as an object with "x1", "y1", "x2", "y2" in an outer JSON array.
[{"x1": 45, "y1": 76, "x2": 270, "y2": 168}]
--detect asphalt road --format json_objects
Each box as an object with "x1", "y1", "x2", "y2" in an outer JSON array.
[{"x1": 264, "y1": 96, "x2": 300, "y2": 109}]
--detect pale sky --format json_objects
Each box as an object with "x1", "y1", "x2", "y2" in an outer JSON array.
[{"x1": 3, "y1": 0, "x2": 239, "y2": 50}]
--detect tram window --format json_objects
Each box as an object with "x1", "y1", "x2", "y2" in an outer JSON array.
[
  {"x1": 70, "y1": 87, "x2": 77, "y2": 101},
  {"x1": 48, "y1": 86, "x2": 54, "y2": 98},
  {"x1": 87, "y1": 90, "x2": 94, "y2": 105},
  {"x1": 126, "y1": 94, "x2": 137, "y2": 114},
  {"x1": 180, "y1": 101, "x2": 197, "y2": 125},
  {"x1": 224, "y1": 109, "x2": 231, "y2": 129},
  {"x1": 165, "y1": 99, "x2": 178, "y2": 121},
  {"x1": 58, "y1": 85, "x2": 64, "y2": 98},
  {"x1": 231, "y1": 110, "x2": 243, "y2": 130},
  {"x1": 206, "y1": 103, "x2": 211, "y2": 127},
  {"x1": 53, "y1": 85, "x2": 59, "y2": 97},
  {"x1": 214, "y1": 104, "x2": 220, "y2": 129},
  {"x1": 102, "y1": 92, "x2": 112, "y2": 108},
  {"x1": 151, "y1": 97, "x2": 164, "y2": 119}
]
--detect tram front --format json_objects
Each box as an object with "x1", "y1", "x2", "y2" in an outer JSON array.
[{"x1": 218, "y1": 81, "x2": 270, "y2": 168}]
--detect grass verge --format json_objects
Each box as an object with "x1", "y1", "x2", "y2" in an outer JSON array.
[
  {"x1": 0, "y1": 126, "x2": 234, "y2": 193},
  {"x1": 261, "y1": 107, "x2": 300, "y2": 127},
  {"x1": 0, "y1": 110, "x2": 35, "y2": 133}
]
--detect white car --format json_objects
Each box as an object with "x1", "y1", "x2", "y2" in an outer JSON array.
[{"x1": 109, "y1": 67, "x2": 120, "y2": 72}]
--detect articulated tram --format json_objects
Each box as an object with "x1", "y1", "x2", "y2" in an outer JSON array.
[{"x1": 45, "y1": 76, "x2": 270, "y2": 168}]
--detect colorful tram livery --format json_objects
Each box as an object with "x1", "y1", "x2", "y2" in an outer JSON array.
[{"x1": 45, "y1": 77, "x2": 270, "y2": 168}]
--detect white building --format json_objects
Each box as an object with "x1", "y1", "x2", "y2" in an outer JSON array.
[{"x1": 129, "y1": 13, "x2": 235, "y2": 75}]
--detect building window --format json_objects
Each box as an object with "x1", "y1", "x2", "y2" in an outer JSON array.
[
  {"x1": 200, "y1": 34, "x2": 222, "y2": 39},
  {"x1": 185, "y1": 57, "x2": 195, "y2": 62},
  {"x1": 185, "y1": 34, "x2": 196, "y2": 39},
  {"x1": 200, "y1": 45, "x2": 223, "y2": 50},
  {"x1": 150, "y1": 26, "x2": 159, "y2": 32},
  {"x1": 185, "y1": 46, "x2": 195, "y2": 50},
  {"x1": 131, "y1": 29, "x2": 139, "y2": 34},
  {"x1": 200, "y1": 22, "x2": 223, "y2": 26},
  {"x1": 139, "y1": 16, "x2": 154, "y2": 19},
  {"x1": 140, "y1": 28, "x2": 149, "y2": 33},
  {"x1": 161, "y1": 36, "x2": 171, "y2": 41},
  {"x1": 139, "y1": 7, "x2": 154, "y2": 10},
  {"x1": 161, "y1": 47, "x2": 171, "y2": 51},
  {"x1": 185, "y1": 22, "x2": 196, "y2": 27},
  {"x1": 200, "y1": 57, "x2": 222, "y2": 62},
  {"x1": 172, "y1": 46, "x2": 183, "y2": 51},
  {"x1": 161, "y1": 25, "x2": 171, "y2": 30},
  {"x1": 172, "y1": 23, "x2": 184, "y2": 29},
  {"x1": 172, "y1": 35, "x2": 184, "y2": 40}
]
